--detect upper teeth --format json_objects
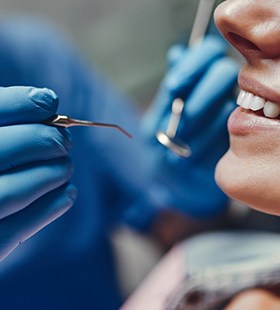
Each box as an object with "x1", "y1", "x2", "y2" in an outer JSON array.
[{"x1": 237, "y1": 90, "x2": 280, "y2": 118}]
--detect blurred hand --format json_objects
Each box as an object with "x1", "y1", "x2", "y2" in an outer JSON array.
[
  {"x1": 225, "y1": 289, "x2": 280, "y2": 309},
  {"x1": 0, "y1": 86, "x2": 76, "y2": 261},
  {"x1": 142, "y1": 36, "x2": 238, "y2": 218}
]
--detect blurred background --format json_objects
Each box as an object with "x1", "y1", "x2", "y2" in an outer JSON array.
[{"x1": 0, "y1": 0, "x2": 207, "y2": 108}]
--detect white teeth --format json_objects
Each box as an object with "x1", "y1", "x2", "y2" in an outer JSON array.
[
  {"x1": 237, "y1": 90, "x2": 248, "y2": 108},
  {"x1": 250, "y1": 95, "x2": 265, "y2": 111},
  {"x1": 237, "y1": 90, "x2": 280, "y2": 118},
  {"x1": 263, "y1": 101, "x2": 280, "y2": 118}
]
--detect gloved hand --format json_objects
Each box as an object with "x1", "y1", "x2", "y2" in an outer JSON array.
[
  {"x1": 0, "y1": 86, "x2": 76, "y2": 261},
  {"x1": 128, "y1": 36, "x2": 238, "y2": 227}
]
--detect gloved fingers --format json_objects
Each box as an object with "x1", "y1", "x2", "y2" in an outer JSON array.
[
  {"x1": 0, "y1": 157, "x2": 73, "y2": 219},
  {"x1": 0, "y1": 124, "x2": 72, "y2": 172},
  {"x1": 187, "y1": 100, "x2": 235, "y2": 162},
  {"x1": 0, "y1": 86, "x2": 58, "y2": 126},
  {"x1": 177, "y1": 57, "x2": 238, "y2": 139},
  {"x1": 0, "y1": 183, "x2": 76, "y2": 261},
  {"x1": 143, "y1": 36, "x2": 227, "y2": 136},
  {"x1": 164, "y1": 36, "x2": 227, "y2": 99},
  {"x1": 167, "y1": 44, "x2": 187, "y2": 68}
]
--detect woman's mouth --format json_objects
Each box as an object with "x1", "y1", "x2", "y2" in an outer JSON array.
[
  {"x1": 228, "y1": 88, "x2": 280, "y2": 136},
  {"x1": 237, "y1": 89, "x2": 280, "y2": 119}
]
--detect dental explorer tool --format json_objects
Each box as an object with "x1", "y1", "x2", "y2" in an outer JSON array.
[{"x1": 44, "y1": 114, "x2": 132, "y2": 138}]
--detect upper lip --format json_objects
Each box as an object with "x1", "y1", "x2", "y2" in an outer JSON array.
[{"x1": 238, "y1": 74, "x2": 280, "y2": 105}]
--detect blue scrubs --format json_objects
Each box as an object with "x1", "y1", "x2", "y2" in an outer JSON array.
[{"x1": 0, "y1": 18, "x2": 156, "y2": 309}]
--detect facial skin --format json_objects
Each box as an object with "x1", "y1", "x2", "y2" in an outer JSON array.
[
  {"x1": 214, "y1": 0, "x2": 280, "y2": 215},
  {"x1": 224, "y1": 289, "x2": 280, "y2": 309}
]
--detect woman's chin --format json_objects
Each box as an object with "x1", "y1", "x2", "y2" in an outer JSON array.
[
  {"x1": 215, "y1": 149, "x2": 243, "y2": 202},
  {"x1": 215, "y1": 149, "x2": 280, "y2": 216}
]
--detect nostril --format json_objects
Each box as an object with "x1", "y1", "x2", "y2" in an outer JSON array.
[{"x1": 228, "y1": 32, "x2": 261, "y2": 53}]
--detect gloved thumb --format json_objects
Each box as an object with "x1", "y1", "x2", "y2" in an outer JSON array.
[{"x1": 0, "y1": 86, "x2": 58, "y2": 125}]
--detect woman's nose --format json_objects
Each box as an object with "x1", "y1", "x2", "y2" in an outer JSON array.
[{"x1": 214, "y1": 0, "x2": 280, "y2": 59}]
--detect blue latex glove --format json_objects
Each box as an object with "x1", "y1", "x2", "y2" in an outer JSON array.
[
  {"x1": 139, "y1": 36, "x2": 238, "y2": 221},
  {"x1": 0, "y1": 86, "x2": 76, "y2": 261}
]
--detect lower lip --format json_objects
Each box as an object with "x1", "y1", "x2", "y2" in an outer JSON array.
[{"x1": 228, "y1": 107, "x2": 280, "y2": 135}]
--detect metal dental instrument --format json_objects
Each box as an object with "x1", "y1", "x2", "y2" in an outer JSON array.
[
  {"x1": 188, "y1": 0, "x2": 217, "y2": 46},
  {"x1": 156, "y1": 0, "x2": 217, "y2": 158},
  {"x1": 156, "y1": 98, "x2": 191, "y2": 158},
  {"x1": 44, "y1": 114, "x2": 132, "y2": 138}
]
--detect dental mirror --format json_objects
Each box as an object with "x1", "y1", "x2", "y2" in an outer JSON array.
[{"x1": 156, "y1": 0, "x2": 217, "y2": 158}]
